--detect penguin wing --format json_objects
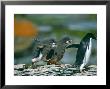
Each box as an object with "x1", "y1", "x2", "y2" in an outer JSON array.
[
  {"x1": 74, "y1": 42, "x2": 87, "y2": 66},
  {"x1": 46, "y1": 49, "x2": 54, "y2": 60},
  {"x1": 66, "y1": 44, "x2": 80, "y2": 49},
  {"x1": 56, "y1": 46, "x2": 65, "y2": 61},
  {"x1": 41, "y1": 44, "x2": 53, "y2": 60},
  {"x1": 32, "y1": 47, "x2": 41, "y2": 58}
]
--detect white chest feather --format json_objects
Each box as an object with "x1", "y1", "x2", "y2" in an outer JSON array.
[
  {"x1": 32, "y1": 52, "x2": 43, "y2": 62},
  {"x1": 83, "y1": 38, "x2": 92, "y2": 64},
  {"x1": 38, "y1": 52, "x2": 43, "y2": 60},
  {"x1": 80, "y1": 38, "x2": 92, "y2": 71}
]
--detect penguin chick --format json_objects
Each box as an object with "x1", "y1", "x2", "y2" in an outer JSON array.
[
  {"x1": 41, "y1": 39, "x2": 57, "y2": 62},
  {"x1": 31, "y1": 38, "x2": 57, "y2": 66},
  {"x1": 47, "y1": 37, "x2": 72, "y2": 65}
]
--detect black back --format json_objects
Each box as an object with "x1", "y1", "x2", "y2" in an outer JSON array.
[
  {"x1": 74, "y1": 33, "x2": 96, "y2": 66},
  {"x1": 46, "y1": 49, "x2": 54, "y2": 60},
  {"x1": 75, "y1": 38, "x2": 90, "y2": 66}
]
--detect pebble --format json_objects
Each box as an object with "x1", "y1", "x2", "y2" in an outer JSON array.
[
  {"x1": 63, "y1": 70, "x2": 73, "y2": 74},
  {"x1": 14, "y1": 64, "x2": 97, "y2": 76}
]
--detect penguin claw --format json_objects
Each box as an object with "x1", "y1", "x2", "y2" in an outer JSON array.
[{"x1": 80, "y1": 68, "x2": 86, "y2": 73}]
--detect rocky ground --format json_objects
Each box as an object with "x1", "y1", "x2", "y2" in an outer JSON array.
[{"x1": 14, "y1": 64, "x2": 97, "y2": 76}]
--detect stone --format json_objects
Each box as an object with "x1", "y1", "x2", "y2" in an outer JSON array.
[
  {"x1": 14, "y1": 64, "x2": 97, "y2": 76},
  {"x1": 63, "y1": 70, "x2": 73, "y2": 74}
]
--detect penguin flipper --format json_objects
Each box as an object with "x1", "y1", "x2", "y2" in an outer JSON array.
[
  {"x1": 46, "y1": 49, "x2": 54, "y2": 60},
  {"x1": 66, "y1": 44, "x2": 80, "y2": 49},
  {"x1": 32, "y1": 47, "x2": 42, "y2": 58},
  {"x1": 74, "y1": 43, "x2": 87, "y2": 66}
]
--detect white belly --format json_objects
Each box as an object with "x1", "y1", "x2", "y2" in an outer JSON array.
[
  {"x1": 32, "y1": 52, "x2": 43, "y2": 62},
  {"x1": 80, "y1": 38, "x2": 92, "y2": 72},
  {"x1": 38, "y1": 52, "x2": 43, "y2": 60}
]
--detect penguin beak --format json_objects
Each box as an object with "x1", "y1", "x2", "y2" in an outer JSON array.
[{"x1": 66, "y1": 40, "x2": 72, "y2": 44}]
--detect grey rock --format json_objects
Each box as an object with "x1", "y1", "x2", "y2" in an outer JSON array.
[
  {"x1": 67, "y1": 68, "x2": 77, "y2": 71},
  {"x1": 63, "y1": 70, "x2": 73, "y2": 74},
  {"x1": 14, "y1": 64, "x2": 97, "y2": 76},
  {"x1": 14, "y1": 64, "x2": 25, "y2": 70}
]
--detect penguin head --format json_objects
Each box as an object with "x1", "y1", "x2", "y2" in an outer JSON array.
[
  {"x1": 61, "y1": 37, "x2": 72, "y2": 46},
  {"x1": 48, "y1": 38, "x2": 57, "y2": 48},
  {"x1": 86, "y1": 33, "x2": 97, "y2": 40},
  {"x1": 38, "y1": 38, "x2": 57, "y2": 48}
]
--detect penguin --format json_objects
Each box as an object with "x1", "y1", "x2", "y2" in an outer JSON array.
[
  {"x1": 66, "y1": 33, "x2": 96, "y2": 72},
  {"x1": 47, "y1": 37, "x2": 72, "y2": 65},
  {"x1": 31, "y1": 38, "x2": 57, "y2": 66},
  {"x1": 41, "y1": 39, "x2": 57, "y2": 62},
  {"x1": 31, "y1": 47, "x2": 43, "y2": 66}
]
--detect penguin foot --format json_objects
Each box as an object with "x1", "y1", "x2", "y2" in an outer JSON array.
[
  {"x1": 32, "y1": 65, "x2": 35, "y2": 69},
  {"x1": 32, "y1": 65, "x2": 38, "y2": 69},
  {"x1": 80, "y1": 68, "x2": 86, "y2": 73},
  {"x1": 31, "y1": 62, "x2": 37, "y2": 69},
  {"x1": 47, "y1": 60, "x2": 59, "y2": 65}
]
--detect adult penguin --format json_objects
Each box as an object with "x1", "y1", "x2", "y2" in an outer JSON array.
[
  {"x1": 31, "y1": 38, "x2": 57, "y2": 66},
  {"x1": 47, "y1": 37, "x2": 72, "y2": 65},
  {"x1": 67, "y1": 33, "x2": 96, "y2": 72}
]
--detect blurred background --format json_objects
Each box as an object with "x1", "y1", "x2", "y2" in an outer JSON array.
[{"x1": 14, "y1": 14, "x2": 97, "y2": 65}]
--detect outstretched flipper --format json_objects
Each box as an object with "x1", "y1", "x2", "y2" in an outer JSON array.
[{"x1": 66, "y1": 44, "x2": 80, "y2": 49}]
